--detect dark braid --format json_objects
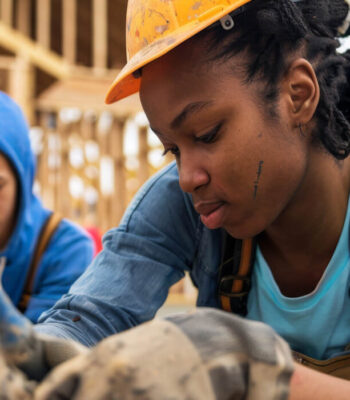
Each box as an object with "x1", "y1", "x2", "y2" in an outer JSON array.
[{"x1": 200, "y1": 0, "x2": 350, "y2": 159}]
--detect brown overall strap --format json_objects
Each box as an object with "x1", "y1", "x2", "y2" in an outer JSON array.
[
  {"x1": 217, "y1": 233, "x2": 257, "y2": 316},
  {"x1": 17, "y1": 212, "x2": 62, "y2": 313}
]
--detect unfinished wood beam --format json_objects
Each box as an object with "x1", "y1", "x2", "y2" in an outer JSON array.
[
  {"x1": 138, "y1": 126, "x2": 149, "y2": 186},
  {"x1": 0, "y1": 55, "x2": 15, "y2": 68},
  {"x1": 93, "y1": 0, "x2": 107, "y2": 71},
  {"x1": 36, "y1": 0, "x2": 51, "y2": 48},
  {"x1": 38, "y1": 112, "x2": 51, "y2": 207},
  {"x1": 0, "y1": 20, "x2": 70, "y2": 79},
  {"x1": 57, "y1": 120, "x2": 71, "y2": 218},
  {"x1": 9, "y1": 56, "x2": 34, "y2": 124},
  {"x1": 17, "y1": 0, "x2": 30, "y2": 36},
  {"x1": 62, "y1": 0, "x2": 77, "y2": 64},
  {"x1": 80, "y1": 112, "x2": 102, "y2": 227},
  {"x1": 78, "y1": 116, "x2": 90, "y2": 223},
  {"x1": 1, "y1": 0, "x2": 13, "y2": 26},
  {"x1": 111, "y1": 119, "x2": 126, "y2": 225}
]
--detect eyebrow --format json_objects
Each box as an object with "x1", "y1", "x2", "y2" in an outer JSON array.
[{"x1": 170, "y1": 101, "x2": 213, "y2": 130}]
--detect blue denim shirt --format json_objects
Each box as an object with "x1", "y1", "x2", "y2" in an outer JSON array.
[{"x1": 36, "y1": 162, "x2": 224, "y2": 346}]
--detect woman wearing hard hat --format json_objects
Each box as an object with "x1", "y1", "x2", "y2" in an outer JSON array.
[{"x1": 23, "y1": 0, "x2": 350, "y2": 398}]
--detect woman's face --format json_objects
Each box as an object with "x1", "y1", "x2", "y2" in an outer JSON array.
[
  {"x1": 140, "y1": 40, "x2": 310, "y2": 239},
  {"x1": 0, "y1": 154, "x2": 17, "y2": 247}
]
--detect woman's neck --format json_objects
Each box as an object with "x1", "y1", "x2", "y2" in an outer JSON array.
[{"x1": 259, "y1": 150, "x2": 350, "y2": 292}]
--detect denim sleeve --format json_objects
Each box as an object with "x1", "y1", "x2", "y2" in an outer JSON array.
[
  {"x1": 25, "y1": 221, "x2": 94, "y2": 324},
  {"x1": 35, "y1": 163, "x2": 201, "y2": 346}
]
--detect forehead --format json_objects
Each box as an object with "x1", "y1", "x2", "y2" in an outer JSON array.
[
  {"x1": 141, "y1": 37, "x2": 213, "y2": 92},
  {"x1": 139, "y1": 38, "x2": 249, "y2": 128}
]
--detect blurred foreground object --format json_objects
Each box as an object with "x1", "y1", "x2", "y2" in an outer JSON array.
[
  {"x1": 0, "y1": 271, "x2": 86, "y2": 388},
  {"x1": 35, "y1": 309, "x2": 294, "y2": 400},
  {"x1": 0, "y1": 272, "x2": 293, "y2": 400}
]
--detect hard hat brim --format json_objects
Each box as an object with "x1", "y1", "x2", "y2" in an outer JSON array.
[{"x1": 105, "y1": 0, "x2": 252, "y2": 104}]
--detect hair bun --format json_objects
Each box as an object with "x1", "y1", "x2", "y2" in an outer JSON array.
[
  {"x1": 256, "y1": 1, "x2": 307, "y2": 41},
  {"x1": 298, "y1": 0, "x2": 349, "y2": 37}
]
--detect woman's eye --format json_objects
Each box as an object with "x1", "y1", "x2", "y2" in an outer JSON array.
[
  {"x1": 162, "y1": 146, "x2": 180, "y2": 157},
  {"x1": 195, "y1": 123, "x2": 222, "y2": 144}
]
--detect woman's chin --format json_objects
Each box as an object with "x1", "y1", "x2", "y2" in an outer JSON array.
[{"x1": 223, "y1": 217, "x2": 266, "y2": 240}]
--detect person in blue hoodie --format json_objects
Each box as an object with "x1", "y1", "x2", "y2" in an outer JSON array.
[{"x1": 0, "y1": 91, "x2": 94, "y2": 323}]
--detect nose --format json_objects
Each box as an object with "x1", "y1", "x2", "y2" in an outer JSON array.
[{"x1": 178, "y1": 154, "x2": 209, "y2": 193}]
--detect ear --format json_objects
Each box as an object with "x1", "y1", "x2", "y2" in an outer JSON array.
[{"x1": 281, "y1": 58, "x2": 320, "y2": 127}]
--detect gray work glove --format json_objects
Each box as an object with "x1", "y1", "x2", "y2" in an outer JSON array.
[
  {"x1": 0, "y1": 331, "x2": 86, "y2": 400},
  {"x1": 16, "y1": 332, "x2": 88, "y2": 381},
  {"x1": 0, "y1": 270, "x2": 87, "y2": 393},
  {"x1": 0, "y1": 331, "x2": 87, "y2": 399},
  {"x1": 34, "y1": 308, "x2": 294, "y2": 400},
  {"x1": 0, "y1": 348, "x2": 35, "y2": 400}
]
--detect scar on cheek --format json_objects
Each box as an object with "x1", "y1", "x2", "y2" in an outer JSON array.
[{"x1": 253, "y1": 160, "x2": 264, "y2": 199}]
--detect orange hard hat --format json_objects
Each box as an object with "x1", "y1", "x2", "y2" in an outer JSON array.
[{"x1": 105, "y1": 0, "x2": 253, "y2": 104}]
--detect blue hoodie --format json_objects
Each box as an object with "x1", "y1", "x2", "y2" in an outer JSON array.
[{"x1": 0, "y1": 92, "x2": 94, "y2": 323}]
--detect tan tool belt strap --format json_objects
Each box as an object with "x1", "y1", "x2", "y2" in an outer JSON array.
[
  {"x1": 17, "y1": 212, "x2": 62, "y2": 313},
  {"x1": 293, "y1": 350, "x2": 350, "y2": 380}
]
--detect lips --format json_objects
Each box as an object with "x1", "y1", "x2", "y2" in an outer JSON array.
[
  {"x1": 194, "y1": 201, "x2": 226, "y2": 229},
  {"x1": 195, "y1": 201, "x2": 224, "y2": 216}
]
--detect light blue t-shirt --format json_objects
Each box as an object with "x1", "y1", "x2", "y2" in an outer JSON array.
[{"x1": 247, "y1": 201, "x2": 350, "y2": 360}]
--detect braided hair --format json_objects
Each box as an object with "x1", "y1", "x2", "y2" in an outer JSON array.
[{"x1": 200, "y1": 0, "x2": 350, "y2": 159}]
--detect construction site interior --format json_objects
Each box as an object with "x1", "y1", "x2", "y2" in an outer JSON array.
[{"x1": 0, "y1": 0, "x2": 196, "y2": 312}]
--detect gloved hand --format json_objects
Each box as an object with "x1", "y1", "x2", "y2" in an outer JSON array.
[
  {"x1": 0, "y1": 266, "x2": 87, "y2": 385},
  {"x1": 34, "y1": 308, "x2": 294, "y2": 400},
  {"x1": 0, "y1": 348, "x2": 35, "y2": 399}
]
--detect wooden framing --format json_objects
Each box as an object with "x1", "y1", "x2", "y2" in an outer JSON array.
[
  {"x1": 1, "y1": 0, "x2": 13, "y2": 26},
  {"x1": 36, "y1": 0, "x2": 51, "y2": 49},
  {"x1": 0, "y1": 55, "x2": 15, "y2": 69},
  {"x1": 57, "y1": 119, "x2": 71, "y2": 217},
  {"x1": 93, "y1": 0, "x2": 107, "y2": 71},
  {"x1": 0, "y1": 21, "x2": 70, "y2": 79},
  {"x1": 9, "y1": 56, "x2": 34, "y2": 123},
  {"x1": 138, "y1": 126, "x2": 149, "y2": 186},
  {"x1": 0, "y1": 1, "x2": 162, "y2": 233},
  {"x1": 16, "y1": 0, "x2": 30, "y2": 36},
  {"x1": 62, "y1": 0, "x2": 77, "y2": 64},
  {"x1": 38, "y1": 112, "x2": 51, "y2": 208},
  {"x1": 97, "y1": 116, "x2": 110, "y2": 232},
  {"x1": 111, "y1": 119, "x2": 126, "y2": 225},
  {"x1": 34, "y1": 109, "x2": 172, "y2": 232}
]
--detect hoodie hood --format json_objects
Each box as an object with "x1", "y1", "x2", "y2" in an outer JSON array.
[{"x1": 0, "y1": 92, "x2": 49, "y2": 303}]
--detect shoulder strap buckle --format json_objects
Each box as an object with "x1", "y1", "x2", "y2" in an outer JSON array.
[{"x1": 217, "y1": 234, "x2": 257, "y2": 316}]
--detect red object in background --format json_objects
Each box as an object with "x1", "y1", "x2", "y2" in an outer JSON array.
[{"x1": 85, "y1": 226, "x2": 103, "y2": 257}]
